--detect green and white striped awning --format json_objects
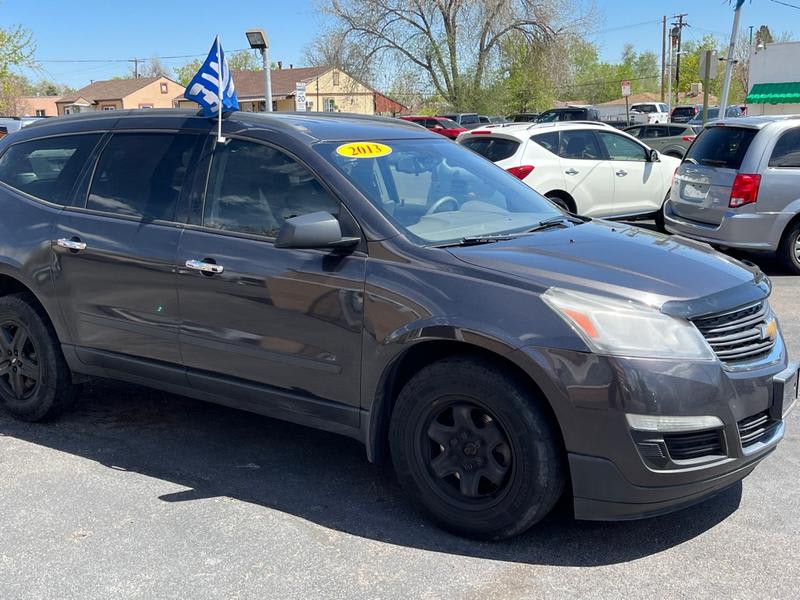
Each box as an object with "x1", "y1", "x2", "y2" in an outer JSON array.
[{"x1": 746, "y1": 82, "x2": 800, "y2": 104}]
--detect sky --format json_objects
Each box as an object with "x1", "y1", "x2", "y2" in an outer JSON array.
[{"x1": 3, "y1": 0, "x2": 800, "y2": 91}]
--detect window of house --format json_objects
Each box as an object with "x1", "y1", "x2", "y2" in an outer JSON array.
[
  {"x1": 769, "y1": 127, "x2": 800, "y2": 168},
  {"x1": 203, "y1": 139, "x2": 339, "y2": 238},
  {"x1": 596, "y1": 131, "x2": 648, "y2": 161},
  {"x1": 333, "y1": 71, "x2": 340, "y2": 86},
  {"x1": 35, "y1": 109, "x2": 46, "y2": 117},
  {"x1": 0, "y1": 134, "x2": 102, "y2": 204},
  {"x1": 101, "y1": 105, "x2": 116, "y2": 111},
  {"x1": 87, "y1": 133, "x2": 201, "y2": 221},
  {"x1": 324, "y1": 98, "x2": 336, "y2": 112},
  {"x1": 160, "y1": 82, "x2": 168, "y2": 94},
  {"x1": 138, "y1": 104, "x2": 154, "y2": 109}
]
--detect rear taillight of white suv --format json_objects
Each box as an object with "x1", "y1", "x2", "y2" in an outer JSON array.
[
  {"x1": 506, "y1": 165, "x2": 534, "y2": 179},
  {"x1": 729, "y1": 174, "x2": 761, "y2": 208}
]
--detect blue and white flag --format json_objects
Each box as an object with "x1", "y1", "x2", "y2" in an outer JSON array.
[{"x1": 185, "y1": 36, "x2": 239, "y2": 117}]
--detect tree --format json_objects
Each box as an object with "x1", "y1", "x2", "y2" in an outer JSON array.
[
  {"x1": 303, "y1": 29, "x2": 376, "y2": 88},
  {"x1": 1, "y1": 25, "x2": 36, "y2": 115},
  {"x1": 132, "y1": 57, "x2": 171, "y2": 78},
  {"x1": 174, "y1": 50, "x2": 262, "y2": 85},
  {"x1": 320, "y1": 0, "x2": 586, "y2": 110}
]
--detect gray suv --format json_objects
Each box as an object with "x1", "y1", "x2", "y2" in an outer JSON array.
[
  {"x1": 0, "y1": 110, "x2": 795, "y2": 540},
  {"x1": 665, "y1": 116, "x2": 800, "y2": 274}
]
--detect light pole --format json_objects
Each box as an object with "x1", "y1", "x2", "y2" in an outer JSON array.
[{"x1": 246, "y1": 28, "x2": 272, "y2": 112}]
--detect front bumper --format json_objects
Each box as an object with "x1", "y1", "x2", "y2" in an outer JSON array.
[
  {"x1": 510, "y1": 344, "x2": 795, "y2": 521},
  {"x1": 663, "y1": 200, "x2": 785, "y2": 251}
]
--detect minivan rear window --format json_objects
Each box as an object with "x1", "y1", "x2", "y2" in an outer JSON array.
[
  {"x1": 672, "y1": 107, "x2": 697, "y2": 118},
  {"x1": 461, "y1": 137, "x2": 520, "y2": 162},
  {"x1": 684, "y1": 126, "x2": 757, "y2": 169}
]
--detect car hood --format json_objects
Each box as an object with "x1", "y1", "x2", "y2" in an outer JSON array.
[{"x1": 447, "y1": 220, "x2": 769, "y2": 318}]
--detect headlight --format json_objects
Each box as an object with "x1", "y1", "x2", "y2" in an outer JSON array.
[{"x1": 542, "y1": 287, "x2": 716, "y2": 361}]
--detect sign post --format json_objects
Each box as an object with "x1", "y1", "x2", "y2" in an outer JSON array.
[
  {"x1": 621, "y1": 80, "x2": 632, "y2": 125},
  {"x1": 295, "y1": 82, "x2": 307, "y2": 112},
  {"x1": 700, "y1": 50, "x2": 718, "y2": 124}
]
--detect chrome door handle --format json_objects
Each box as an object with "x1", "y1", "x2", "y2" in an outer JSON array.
[
  {"x1": 57, "y1": 238, "x2": 87, "y2": 251},
  {"x1": 616, "y1": 170, "x2": 628, "y2": 177},
  {"x1": 565, "y1": 168, "x2": 579, "y2": 175},
  {"x1": 185, "y1": 259, "x2": 224, "y2": 274}
]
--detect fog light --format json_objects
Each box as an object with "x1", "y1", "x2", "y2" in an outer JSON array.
[{"x1": 626, "y1": 413, "x2": 724, "y2": 433}]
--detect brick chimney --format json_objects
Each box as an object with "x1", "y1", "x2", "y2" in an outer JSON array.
[{"x1": 277, "y1": 61, "x2": 282, "y2": 70}]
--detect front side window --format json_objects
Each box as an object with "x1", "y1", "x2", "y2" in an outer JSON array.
[
  {"x1": 596, "y1": 131, "x2": 647, "y2": 161},
  {"x1": 87, "y1": 133, "x2": 200, "y2": 220},
  {"x1": 0, "y1": 133, "x2": 102, "y2": 204},
  {"x1": 204, "y1": 139, "x2": 339, "y2": 238},
  {"x1": 559, "y1": 130, "x2": 603, "y2": 160},
  {"x1": 769, "y1": 127, "x2": 800, "y2": 168},
  {"x1": 317, "y1": 138, "x2": 559, "y2": 244}
]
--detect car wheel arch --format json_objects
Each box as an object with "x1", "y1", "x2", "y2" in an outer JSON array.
[
  {"x1": 0, "y1": 272, "x2": 61, "y2": 339},
  {"x1": 544, "y1": 190, "x2": 577, "y2": 213},
  {"x1": 364, "y1": 338, "x2": 567, "y2": 466}
]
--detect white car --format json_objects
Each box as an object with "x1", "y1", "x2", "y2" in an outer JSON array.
[
  {"x1": 630, "y1": 102, "x2": 670, "y2": 124},
  {"x1": 457, "y1": 122, "x2": 681, "y2": 225}
]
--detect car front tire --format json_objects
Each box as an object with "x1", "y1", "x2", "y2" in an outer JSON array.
[
  {"x1": 779, "y1": 221, "x2": 800, "y2": 275},
  {"x1": 389, "y1": 357, "x2": 565, "y2": 540},
  {"x1": 0, "y1": 293, "x2": 75, "y2": 421}
]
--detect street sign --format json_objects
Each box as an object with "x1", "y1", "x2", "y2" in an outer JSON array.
[
  {"x1": 621, "y1": 80, "x2": 632, "y2": 97},
  {"x1": 700, "y1": 50, "x2": 719, "y2": 79},
  {"x1": 295, "y1": 82, "x2": 307, "y2": 112}
]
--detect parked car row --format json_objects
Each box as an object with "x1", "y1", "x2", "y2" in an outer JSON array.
[{"x1": 0, "y1": 109, "x2": 793, "y2": 542}]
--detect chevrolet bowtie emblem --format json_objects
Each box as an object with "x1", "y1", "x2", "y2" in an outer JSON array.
[{"x1": 760, "y1": 319, "x2": 778, "y2": 341}]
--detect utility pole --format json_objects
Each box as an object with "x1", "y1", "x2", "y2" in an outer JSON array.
[
  {"x1": 749, "y1": 25, "x2": 754, "y2": 45},
  {"x1": 720, "y1": 1, "x2": 745, "y2": 117},
  {"x1": 128, "y1": 58, "x2": 140, "y2": 78},
  {"x1": 661, "y1": 16, "x2": 667, "y2": 102},
  {"x1": 673, "y1": 14, "x2": 688, "y2": 102}
]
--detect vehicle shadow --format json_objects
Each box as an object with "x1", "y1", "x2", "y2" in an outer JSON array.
[{"x1": 0, "y1": 379, "x2": 744, "y2": 567}]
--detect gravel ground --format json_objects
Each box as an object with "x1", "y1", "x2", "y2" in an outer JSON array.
[{"x1": 0, "y1": 244, "x2": 798, "y2": 600}]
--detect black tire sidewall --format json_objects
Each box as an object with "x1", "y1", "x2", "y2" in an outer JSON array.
[
  {"x1": 389, "y1": 359, "x2": 564, "y2": 540},
  {"x1": 0, "y1": 294, "x2": 71, "y2": 421},
  {"x1": 781, "y1": 223, "x2": 800, "y2": 275}
]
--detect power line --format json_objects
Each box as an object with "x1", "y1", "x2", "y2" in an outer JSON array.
[
  {"x1": 586, "y1": 18, "x2": 664, "y2": 36},
  {"x1": 36, "y1": 48, "x2": 254, "y2": 64},
  {"x1": 769, "y1": 0, "x2": 800, "y2": 9},
  {"x1": 562, "y1": 75, "x2": 660, "y2": 89}
]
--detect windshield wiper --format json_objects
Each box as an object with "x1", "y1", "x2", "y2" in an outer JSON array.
[
  {"x1": 527, "y1": 214, "x2": 587, "y2": 233},
  {"x1": 438, "y1": 235, "x2": 516, "y2": 247}
]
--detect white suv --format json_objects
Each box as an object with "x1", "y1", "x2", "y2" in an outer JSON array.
[{"x1": 457, "y1": 122, "x2": 681, "y2": 223}]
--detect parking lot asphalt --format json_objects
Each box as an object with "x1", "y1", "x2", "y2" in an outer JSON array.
[{"x1": 1, "y1": 235, "x2": 799, "y2": 600}]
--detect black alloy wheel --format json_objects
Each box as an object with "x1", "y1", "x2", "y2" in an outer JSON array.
[
  {"x1": 0, "y1": 319, "x2": 41, "y2": 403},
  {"x1": 419, "y1": 400, "x2": 514, "y2": 504}
]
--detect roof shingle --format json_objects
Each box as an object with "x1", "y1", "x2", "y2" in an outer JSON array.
[
  {"x1": 58, "y1": 77, "x2": 171, "y2": 104},
  {"x1": 232, "y1": 66, "x2": 329, "y2": 98}
]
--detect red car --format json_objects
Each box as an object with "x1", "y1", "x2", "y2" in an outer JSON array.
[{"x1": 399, "y1": 116, "x2": 467, "y2": 139}]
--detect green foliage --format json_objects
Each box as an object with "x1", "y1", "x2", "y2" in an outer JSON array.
[{"x1": 0, "y1": 24, "x2": 36, "y2": 115}]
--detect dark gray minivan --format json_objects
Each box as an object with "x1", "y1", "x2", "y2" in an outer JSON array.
[{"x1": 0, "y1": 110, "x2": 795, "y2": 540}]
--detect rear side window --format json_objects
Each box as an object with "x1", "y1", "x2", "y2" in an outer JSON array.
[
  {"x1": 87, "y1": 133, "x2": 201, "y2": 220},
  {"x1": 0, "y1": 134, "x2": 102, "y2": 204},
  {"x1": 461, "y1": 137, "x2": 520, "y2": 162},
  {"x1": 768, "y1": 128, "x2": 800, "y2": 168},
  {"x1": 672, "y1": 107, "x2": 697, "y2": 119},
  {"x1": 685, "y1": 127, "x2": 757, "y2": 169},
  {"x1": 531, "y1": 131, "x2": 559, "y2": 153},
  {"x1": 669, "y1": 126, "x2": 690, "y2": 136},
  {"x1": 204, "y1": 139, "x2": 339, "y2": 238}
]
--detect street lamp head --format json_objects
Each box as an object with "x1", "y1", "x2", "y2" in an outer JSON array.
[{"x1": 246, "y1": 29, "x2": 268, "y2": 49}]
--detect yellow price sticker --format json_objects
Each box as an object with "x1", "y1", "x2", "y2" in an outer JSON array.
[{"x1": 336, "y1": 142, "x2": 392, "y2": 159}]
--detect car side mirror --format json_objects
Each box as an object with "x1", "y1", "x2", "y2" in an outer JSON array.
[
  {"x1": 274, "y1": 211, "x2": 359, "y2": 250},
  {"x1": 648, "y1": 148, "x2": 660, "y2": 162}
]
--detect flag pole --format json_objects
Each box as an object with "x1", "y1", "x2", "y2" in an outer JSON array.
[{"x1": 216, "y1": 35, "x2": 224, "y2": 143}]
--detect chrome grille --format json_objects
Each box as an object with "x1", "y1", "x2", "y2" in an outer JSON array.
[
  {"x1": 693, "y1": 301, "x2": 776, "y2": 364},
  {"x1": 737, "y1": 410, "x2": 780, "y2": 448}
]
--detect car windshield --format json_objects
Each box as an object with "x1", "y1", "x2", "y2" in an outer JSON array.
[{"x1": 316, "y1": 139, "x2": 560, "y2": 245}]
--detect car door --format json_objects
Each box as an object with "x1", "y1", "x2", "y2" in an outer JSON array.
[
  {"x1": 53, "y1": 131, "x2": 205, "y2": 372},
  {"x1": 556, "y1": 129, "x2": 616, "y2": 217},
  {"x1": 176, "y1": 136, "x2": 366, "y2": 426},
  {"x1": 595, "y1": 130, "x2": 664, "y2": 216}
]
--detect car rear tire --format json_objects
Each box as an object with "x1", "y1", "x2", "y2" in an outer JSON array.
[
  {"x1": 545, "y1": 192, "x2": 571, "y2": 213},
  {"x1": 0, "y1": 293, "x2": 75, "y2": 421},
  {"x1": 779, "y1": 221, "x2": 800, "y2": 275},
  {"x1": 389, "y1": 357, "x2": 565, "y2": 540}
]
